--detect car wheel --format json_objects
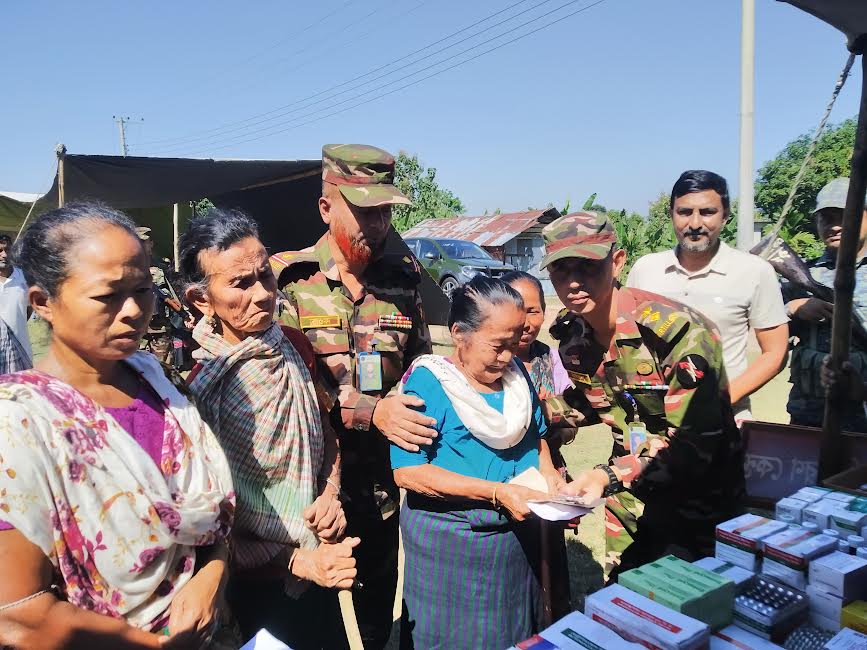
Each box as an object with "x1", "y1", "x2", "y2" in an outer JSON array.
[{"x1": 440, "y1": 276, "x2": 460, "y2": 299}]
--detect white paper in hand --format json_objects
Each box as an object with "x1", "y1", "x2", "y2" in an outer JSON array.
[
  {"x1": 239, "y1": 629, "x2": 292, "y2": 650},
  {"x1": 508, "y1": 467, "x2": 601, "y2": 521}
]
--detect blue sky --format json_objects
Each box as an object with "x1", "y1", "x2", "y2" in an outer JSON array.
[{"x1": 1, "y1": 0, "x2": 861, "y2": 216}]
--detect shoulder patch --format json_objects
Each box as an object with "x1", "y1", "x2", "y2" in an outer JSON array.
[
  {"x1": 674, "y1": 354, "x2": 709, "y2": 388},
  {"x1": 270, "y1": 250, "x2": 319, "y2": 287},
  {"x1": 635, "y1": 300, "x2": 690, "y2": 344}
]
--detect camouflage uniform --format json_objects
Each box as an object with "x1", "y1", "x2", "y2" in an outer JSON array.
[
  {"x1": 541, "y1": 213, "x2": 745, "y2": 580},
  {"x1": 271, "y1": 144, "x2": 429, "y2": 650},
  {"x1": 784, "y1": 178, "x2": 867, "y2": 432},
  {"x1": 136, "y1": 228, "x2": 173, "y2": 364}
]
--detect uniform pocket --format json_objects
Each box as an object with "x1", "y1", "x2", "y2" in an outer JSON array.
[
  {"x1": 305, "y1": 327, "x2": 351, "y2": 355},
  {"x1": 633, "y1": 391, "x2": 665, "y2": 416},
  {"x1": 371, "y1": 329, "x2": 408, "y2": 352}
]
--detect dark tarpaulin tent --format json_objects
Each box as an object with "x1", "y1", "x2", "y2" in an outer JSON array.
[{"x1": 34, "y1": 152, "x2": 450, "y2": 324}]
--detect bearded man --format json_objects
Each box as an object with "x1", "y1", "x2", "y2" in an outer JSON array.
[
  {"x1": 627, "y1": 170, "x2": 788, "y2": 423},
  {"x1": 271, "y1": 144, "x2": 433, "y2": 649}
]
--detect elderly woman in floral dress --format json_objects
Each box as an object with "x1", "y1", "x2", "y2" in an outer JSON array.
[{"x1": 0, "y1": 203, "x2": 235, "y2": 649}]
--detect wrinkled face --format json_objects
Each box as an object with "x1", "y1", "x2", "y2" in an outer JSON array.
[
  {"x1": 320, "y1": 183, "x2": 393, "y2": 267},
  {"x1": 193, "y1": 236, "x2": 277, "y2": 345},
  {"x1": 452, "y1": 303, "x2": 525, "y2": 385},
  {"x1": 34, "y1": 225, "x2": 154, "y2": 361},
  {"x1": 549, "y1": 249, "x2": 624, "y2": 317},
  {"x1": 510, "y1": 279, "x2": 545, "y2": 353},
  {"x1": 816, "y1": 207, "x2": 867, "y2": 251},
  {"x1": 671, "y1": 190, "x2": 727, "y2": 253},
  {"x1": 0, "y1": 242, "x2": 9, "y2": 269}
]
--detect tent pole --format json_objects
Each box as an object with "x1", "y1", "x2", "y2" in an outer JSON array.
[
  {"x1": 56, "y1": 144, "x2": 67, "y2": 208},
  {"x1": 172, "y1": 203, "x2": 180, "y2": 272},
  {"x1": 820, "y1": 52, "x2": 867, "y2": 481}
]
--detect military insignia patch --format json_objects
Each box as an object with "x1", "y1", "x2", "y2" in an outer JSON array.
[
  {"x1": 635, "y1": 361, "x2": 654, "y2": 375},
  {"x1": 568, "y1": 370, "x2": 592, "y2": 386},
  {"x1": 675, "y1": 354, "x2": 708, "y2": 388}
]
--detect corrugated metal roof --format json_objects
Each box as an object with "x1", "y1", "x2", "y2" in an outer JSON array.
[{"x1": 402, "y1": 208, "x2": 560, "y2": 247}]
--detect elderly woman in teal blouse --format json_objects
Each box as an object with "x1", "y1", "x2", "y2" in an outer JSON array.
[{"x1": 391, "y1": 275, "x2": 570, "y2": 650}]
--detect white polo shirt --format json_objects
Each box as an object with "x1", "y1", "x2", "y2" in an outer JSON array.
[
  {"x1": 0, "y1": 267, "x2": 31, "y2": 361},
  {"x1": 626, "y1": 242, "x2": 787, "y2": 419}
]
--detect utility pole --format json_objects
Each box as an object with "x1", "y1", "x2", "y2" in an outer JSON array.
[
  {"x1": 737, "y1": 0, "x2": 756, "y2": 250},
  {"x1": 112, "y1": 116, "x2": 143, "y2": 157}
]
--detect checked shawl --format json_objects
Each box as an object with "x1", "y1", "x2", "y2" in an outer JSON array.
[{"x1": 191, "y1": 319, "x2": 323, "y2": 588}]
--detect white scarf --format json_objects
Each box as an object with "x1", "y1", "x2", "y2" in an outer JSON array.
[{"x1": 400, "y1": 354, "x2": 532, "y2": 449}]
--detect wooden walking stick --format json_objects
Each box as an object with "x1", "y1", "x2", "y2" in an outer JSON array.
[{"x1": 338, "y1": 589, "x2": 364, "y2": 650}]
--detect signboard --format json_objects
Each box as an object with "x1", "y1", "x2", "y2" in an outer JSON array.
[{"x1": 742, "y1": 421, "x2": 867, "y2": 505}]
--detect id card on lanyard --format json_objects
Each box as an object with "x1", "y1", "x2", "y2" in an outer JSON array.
[{"x1": 358, "y1": 351, "x2": 383, "y2": 392}]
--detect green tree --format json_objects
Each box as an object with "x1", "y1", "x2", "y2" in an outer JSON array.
[
  {"x1": 755, "y1": 117, "x2": 855, "y2": 258},
  {"x1": 391, "y1": 152, "x2": 464, "y2": 233}
]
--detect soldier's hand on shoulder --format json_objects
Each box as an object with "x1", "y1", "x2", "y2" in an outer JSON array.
[
  {"x1": 787, "y1": 297, "x2": 833, "y2": 323},
  {"x1": 372, "y1": 394, "x2": 438, "y2": 452}
]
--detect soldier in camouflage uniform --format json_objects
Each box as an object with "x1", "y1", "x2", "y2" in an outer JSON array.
[
  {"x1": 137, "y1": 227, "x2": 173, "y2": 364},
  {"x1": 271, "y1": 144, "x2": 434, "y2": 650},
  {"x1": 784, "y1": 177, "x2": 867, "y2": 432},
  {"x1": 544, "y1": 212, "x2": 745, "y2": 580}
]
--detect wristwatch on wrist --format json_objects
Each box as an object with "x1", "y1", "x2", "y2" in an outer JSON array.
[{"x1": 594, "y1": 464, "x2": 623, "y2": 497}]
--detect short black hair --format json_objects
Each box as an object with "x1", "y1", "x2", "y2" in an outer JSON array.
[
  {"x1": 448, "y1": 275, "x2": 524, "y2": 333},
  {"x1": 0, "y1": 235, "x2": 12, "y2": 247},
  {"x1": 670, "y1": 170, "x2": 731, "y2": 216},
  {"x1": 12, "y1": 202, "x2": 138, "y2": 298},
  {"x1": 502, "y1": 270, "x2": 546, "y2": 312},
  {"x1": 178, "y1": 207, "x2": 260, "y2": 293}
]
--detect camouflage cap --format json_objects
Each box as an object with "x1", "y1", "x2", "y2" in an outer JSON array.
[
  {"x1": 539, "y1": 212, "x2": 617, "y2": 269},
  {"x1": 135, "y1": 227, "x2": 152, "y2": 241},
  {"x1": 322, "y1": 143, "x2": 411, "y2": 208},
  {"x1": 813, "y1": 177, "x2": 850, "y2": 215}
]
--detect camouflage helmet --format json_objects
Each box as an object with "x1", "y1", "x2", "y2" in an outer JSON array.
[
  {"x1": 539, "y1": 212, "x2": 617, "y2": 269},
  {"x1": 322, "y1": 144, "x2": 411, "y2": 208}
]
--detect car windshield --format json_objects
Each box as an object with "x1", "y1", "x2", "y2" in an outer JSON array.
[{"x1": 438, "y1": 240, "x2": 493, "y2": 260}]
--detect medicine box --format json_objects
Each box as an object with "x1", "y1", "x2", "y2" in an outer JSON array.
[
  {"x1": 710, "y1": 625, "x2": 783, "y2": 649},
  {"x1": 804, "y1": 501, "x2": 844, "y2": 530},
  {"x1": 830, "y1": 507, "x2": 867, "y2": 536},
  {"x1": 585, "y1": 583, "x2": 710, "y2": 650},
  {"x1": 825, "y1": 492, "x2": 858, "y2": 504},
  {"x1": 776, "y1": 497, "x2": 810, "y2": 523},
  {"x1": 823, "y1": 627, "x2": 867, "y2": 650},
  {"x1": 806, "y1": 584, "x2": 844, "y2": 632},
  {"x1": 512, "y1": 611, "x2": 645, "y2": 650},
  {"x1": 796, "y1": 487, "x2": 833, "y2": 502},
  {"x1": 809, "y1": 551, "x2": 867, "y2": 601},
  {"x1": 842, "y1": 601, "x2": 867, "y2": 634},
  {"x1": 693, "y1": 557, "x2": 755, "y2": 593},
  {"x1": 761, "y1": 529, "x2": 838, "y2": 589},
  {"x1": 715, "y1": 515, "x2": 788, "y2": 571}
]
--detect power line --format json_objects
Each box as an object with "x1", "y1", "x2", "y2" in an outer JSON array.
[
  {"x1": 151, "y1": 0, "x2": 559, "y2": 154},
  {"x1": 139, "y1": 0, "x2": 540, "y2": 150},
  {"x1": 144, "y1": 0, "x2": 357, "y2": 110},
  {"x1": 181, "y1": 0, "x2": 608, "y2": 158}
]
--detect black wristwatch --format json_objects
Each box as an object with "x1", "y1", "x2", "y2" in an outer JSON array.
[{"x1": 594, "y1": 464, "x2": 623, "y2": 497}]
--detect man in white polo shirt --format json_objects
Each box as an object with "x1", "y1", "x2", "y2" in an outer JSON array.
[
  {"x1": 627, "y1": 170, "x2": 788, "y2": 421},
  {"x1": 0, "y1": 234, "x2": 32, "y2": 364}
]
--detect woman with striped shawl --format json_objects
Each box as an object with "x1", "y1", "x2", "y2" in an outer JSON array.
[
  {"x1": 391, "y1": 276, "x2": 577, "y2": 650},
  {"x1": 179, "y1": 209, "x2": 356, "y2": 650}
]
